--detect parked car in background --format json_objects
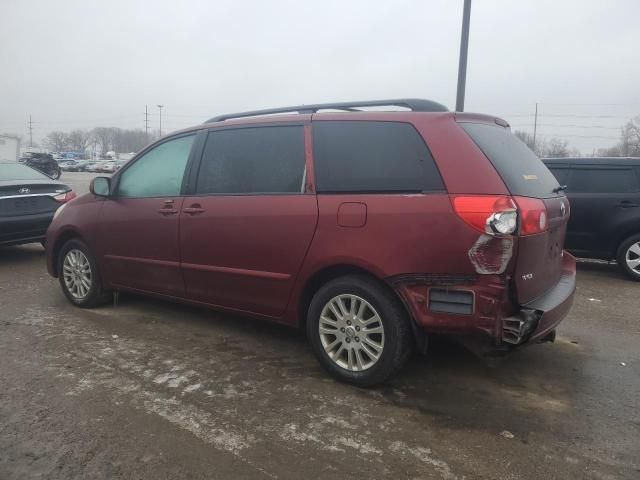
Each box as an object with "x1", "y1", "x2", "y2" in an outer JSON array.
[
  {"x1": 70, "y1": 160, "x2": 91, "y2": 172},
  {"x1": 18, "y1": 152, "x2": 62, "y2": 179},
  {"x1": 97, "y1": 161, "x2": 118, "y2": 173},
  {"x1": 84, "y1": 162, "x2": 101, "y2": 173},
  {"x1": 0, "y1": 162, "x2": 75, "y2": 246},
  {"x1": 46, "y1": 99, "x2": 575, "y2": 386},
  {"x1": 543, "y1": 157, "x2": 640, "y2": 280},
  {"x1": 59, "y1": 160, "x2": 79, "y2": 171}
]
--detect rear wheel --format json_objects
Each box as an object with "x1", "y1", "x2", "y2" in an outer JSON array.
[
  {"x1": 616, "y1": 234, "x2": 640, "y2": 281},
  {"x1": 307, "y1": 275, "x2": 413, "y2": 387},
  {"x1": 58, "y1": 239, "x2": 110, "y2": 307}
]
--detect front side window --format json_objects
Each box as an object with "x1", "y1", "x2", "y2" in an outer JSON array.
[
  {"x1": 118, "y1": 135, "x2": 195, "y2": 198},
  {"x1": 196, "y1": 126, "x2": 305, "y2": 194},
  {"x1": 568, "y1": 167, "x2": 639, "y2": 194},
  {"x1": 312, "y1": 121, "x2": 444, "y2": 193}
]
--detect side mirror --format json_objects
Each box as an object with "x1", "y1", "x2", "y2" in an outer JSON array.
[{"x1": 90, "y1": 176, "x2": 111, "y2": 197}]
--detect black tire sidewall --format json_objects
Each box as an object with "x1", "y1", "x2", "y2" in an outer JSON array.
[
  {"x1": 307, "y1": 275, "x2": 411, "y2": 387},
  {"x1": 57, "y1": 239, "x2": 107, "y2": 307},
  {"x1": 617, "y1": 234, "x2": 640, "y2": 281}
]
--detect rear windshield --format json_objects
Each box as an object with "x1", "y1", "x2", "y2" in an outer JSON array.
[
  {"x1": 0, "y1": 163, "x2": 46, "y2": 181},
  {"x1": 460, "y1": 122, "x2": 560, "y2": 198}
]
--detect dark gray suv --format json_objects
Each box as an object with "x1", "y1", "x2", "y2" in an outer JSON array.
[{"x1": 543, "y1": 157, "x2": 640, "y2": 280}]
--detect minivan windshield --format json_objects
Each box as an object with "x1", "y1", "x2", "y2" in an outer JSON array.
[{"x1": 460, "y1": 122, "x2": 560, "y2": 198}]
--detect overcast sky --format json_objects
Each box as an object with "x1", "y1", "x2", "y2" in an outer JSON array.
[{"x1": 1, "y1": 0, "x2": 639, "y2": 152}]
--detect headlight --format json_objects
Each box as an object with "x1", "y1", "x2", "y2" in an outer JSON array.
[{"x1": 53, "y1": 201, "x2": 67, "y2": 220}]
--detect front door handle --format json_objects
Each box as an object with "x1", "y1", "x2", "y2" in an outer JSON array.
[
  {"x1": 158, "y1": 199, "x2": 178, "y2": 215},
  {"x1": 183, "y1": 206, "x2": 205, "y2": 215},
  {"x1": 158, "y1": 208, "x2": 178, "y2": 215}
]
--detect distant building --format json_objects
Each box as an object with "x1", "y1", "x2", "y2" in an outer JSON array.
[{"x1": 0, "y1": 134, "x2": 21, "y2": 161}]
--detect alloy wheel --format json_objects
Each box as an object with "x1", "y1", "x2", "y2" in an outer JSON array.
[
  {"x1": 318, "y1": 294, "x2": 385, "y2": 371},
  {"x1": 62, "y1": 249, "x2": 92, "y2": 300},
  {"x1": 625, "y1": 241, "x2": 640, "y2": 275}
]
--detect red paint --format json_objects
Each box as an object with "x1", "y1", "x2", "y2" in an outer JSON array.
[{"x1": 46, "y1": 109, "x2": 575, "y2": 346}]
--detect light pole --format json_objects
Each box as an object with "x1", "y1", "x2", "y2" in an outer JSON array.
[
  {"x1": 455, "y1": 0, "x2": 472, "y2": 112},
  {"x1": 157, "y1": 104, "x2": 164, "y2": 136}
]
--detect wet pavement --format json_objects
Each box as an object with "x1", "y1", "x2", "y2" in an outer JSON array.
[{"x1": 0, "y1": 244, "x2": 638, "y2": 479}]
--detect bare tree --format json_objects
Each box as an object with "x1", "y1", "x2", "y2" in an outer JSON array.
[
  {"x1": 45, "y1": 131, "x2": 68, "y2": 152},
  {"x1": 618, "y1": 117, "x2": 640, "y2": 156},
  {"x1": 91, "y1": 127, "x2": 114, "y2": 155},
  {"x1": 543, "y1": 138, "x2": 571, "y2": 158},
  {"x1": 514, "y1": 130, "x2": 536, "y2": 151},
  {"x1": 66, "y1": 129, "x2": 91, "y2": 152}
]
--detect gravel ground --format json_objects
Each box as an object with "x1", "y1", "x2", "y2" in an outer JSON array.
[{"x1": 0, "y1": 217, "x2": 639, "y2": 478}]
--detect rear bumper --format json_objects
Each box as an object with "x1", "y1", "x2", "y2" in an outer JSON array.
[
  {"x1": 389, "y1": 252, "x2": 576, "y2": 346},
  {"x1": 502, "y1": 252, "x2": 576, "y2": 345},
  {"x1": 0, "y1": 212, "x2": 54, "y2": 246}
]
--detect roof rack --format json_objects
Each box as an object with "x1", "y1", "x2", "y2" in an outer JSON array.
[{"x1": 205, "y1": 98, "x2": 448, "y2": 123}]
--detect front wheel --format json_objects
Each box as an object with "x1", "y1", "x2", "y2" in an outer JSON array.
[
  {"x1": 58, "y1": 238, "x2": 110, "y2": 307},
  {"x1": 307, "y1": 275, "x2": 413, "y2": 387},
  {"x1": 616, "y1": 234, "x2": 640, "y2": 281},
  {"x1": 51, "y1": 166, "x2": 62, "y2": 179}
]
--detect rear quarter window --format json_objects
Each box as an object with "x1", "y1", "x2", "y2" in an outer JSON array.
[
  {"x1": 460, "y1": 122, "x2": 560, "y2": 198},
  {"x1": 312, "y1": 121, "x2": 444, "y2": 193}
]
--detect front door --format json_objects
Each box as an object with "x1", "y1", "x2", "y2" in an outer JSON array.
[
  {"x1": 97, "y1": 134, "x2": 196, "y2": 297},
  {"x1": 180, "y1": 124, "x2": 318, "y2": 317}
]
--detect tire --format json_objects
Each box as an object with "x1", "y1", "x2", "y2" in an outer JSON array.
[
  {"x1": 616, "y1": 234, "x2": 640, "y2": 281},
  {"x1": 52, "y1": 167, "x2": 62, "y2": 179},
  {"x1": 57, "y1": 238, "x2": 110, "y2": 307},
  {"x1": 306, "y1": 275, "x2": 413, "y2": 387}
]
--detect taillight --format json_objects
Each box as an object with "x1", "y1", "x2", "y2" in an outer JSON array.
[
  {"x1": 451, "y1": 195, "x2": 518, "y2": 235},
  {"x1": 54, "y1": 191, "x2": 77, "y2": 203},
  {"x1": 513, "y1": 196, "x2": 548, "y2": 235}
]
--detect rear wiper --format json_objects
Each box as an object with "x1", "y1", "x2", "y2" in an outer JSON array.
[{"x1": 552, "y1": 185, "x2": 567, "y2": 193}]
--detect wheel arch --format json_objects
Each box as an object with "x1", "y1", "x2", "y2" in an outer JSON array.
[
  {"x1": 609, "y1": 226, "x2": 640, "y2": 259},
  {"x1": 296, "y1": 264, "x2": 420, "y2": 344}
]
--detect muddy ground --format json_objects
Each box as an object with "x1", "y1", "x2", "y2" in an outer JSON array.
[{"x1": 0, "y1": 243, "x2": 638, "y2": 479}]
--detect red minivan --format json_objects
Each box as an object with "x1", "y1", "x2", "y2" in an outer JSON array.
[{"x1": 45, "y1": 99, "x2": 576, "y2": 386}]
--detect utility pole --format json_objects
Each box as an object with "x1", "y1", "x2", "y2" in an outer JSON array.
[
  {"x1": 144, "y1": 105, "x2": 150, "y2": 139},
  {"x1": 455, "y1": 0, "x2": 472, "y2": 112},
  {"x1": 157, "y1": 105, "x2": 164, "y2": 137},
  {"x1": 533, "y1": 102, "x2": 539, "y2": 153},
  {"x1": 28, "y1": 115, "x2": 33, "y2": 147}
]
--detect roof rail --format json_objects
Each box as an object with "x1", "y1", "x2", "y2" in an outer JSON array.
[{"x1": 205, "y1": 98, "x2": 448, "y2": 123}]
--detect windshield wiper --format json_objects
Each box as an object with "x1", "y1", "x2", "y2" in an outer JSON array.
[{"x1": 552, "y1": 185, "x2": 567, "y2": 193}]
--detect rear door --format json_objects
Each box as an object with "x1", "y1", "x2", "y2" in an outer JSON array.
[
  {"x1": 459, "y1": 122, "x2": 568, "y2": 304},
  {"x1": 180, "y1": 123, "x2": 318, "y2": 317},
  {"x1": 96, "y1": 133, "x2": 196, "y2": 297},
  {"x1": 564, "y1": 165, "x2": 640, "y2": 255}
]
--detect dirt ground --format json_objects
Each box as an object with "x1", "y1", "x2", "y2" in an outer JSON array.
[{"x1": 0, "y1": 243, "x2": 638, "y2": 479}]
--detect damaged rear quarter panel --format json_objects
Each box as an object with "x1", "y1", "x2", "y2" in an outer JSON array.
[
  {"x1": 388, "y1": 234, "x2": 518, "y2": 341},
  {"x1": 468, "y1": 234, "x2": 514, "y2": 275}
]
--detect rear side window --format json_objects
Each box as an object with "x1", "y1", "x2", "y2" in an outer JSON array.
[
  {"x1": 568, "y1": 168, "x2": 639, "y2": 193},
  {"x1": 312, "y1": 121, "x2": 444, "y2": 193},
  {"x1": 460, "y1": 123, "x2": 560, "y2": 198},
  {"x1": 197, "y1": 126, "x2": 305, "y2": 194}
]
